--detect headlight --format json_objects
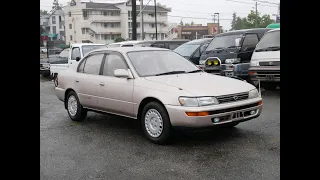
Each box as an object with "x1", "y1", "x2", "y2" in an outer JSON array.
[
  {"x1": 225, "y1": 58, "x2": 240, "y2": 64},
  {"x1": 248, "y1": 89, "x2": 259, "y2": 99},
  {"x1": 250, "y1": 61, "x2": 259, "y2": 67},
  {"x1": 178, "y1": 97, "x2": 219, "y2": 107},
  {"x1": 199, "y1": 60, "x2": 205, "y2": 65}
]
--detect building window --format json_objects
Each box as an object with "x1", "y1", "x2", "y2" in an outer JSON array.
[
  {"x1": 128, "y1": 22, "x2": 131, "y2": 28},
  {"x1": 59, "y1": 16, "x2": 61, "y2": 22},
  {"x1": 69, "y1": 24, "x2": 72, "y2": 29},
  {"x1": 104, "y1": 22, "x2": 121, "y2": 28},
  {"x1": 128, "y1": 11, "x2": 132, "y2": 20},
  {"x1": 82, "y1": 28, "x2": 85, "y2": 34},
  {"x1": 52, "y1": 26, "x2": 56, "y2": 34},
  {"x1": 103, "y1": 11, "x2": 108, "y2": 16},
  {"x1": 83, "y1": 11, "x2": 88, "y2": 19},
  {"x1": 52, "y1": 16, "x2": 56, "y2": 24},
  {"x1": 110, "y1": 11, "x2": 120, "y2": 16},
  {"x1": 68, "y1": 12, "x2": 71, "y2": 17},
  {"x1": 70, "y1": 35, "x2": 73, "y2": 41},
  {"x1": 59, "y1": 23, "x2": 62, "y2": 29}
]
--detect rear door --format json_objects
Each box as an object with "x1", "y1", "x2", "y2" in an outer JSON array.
[{"x1": 74, "y1": 53, "x2": 106, "y2": 109}]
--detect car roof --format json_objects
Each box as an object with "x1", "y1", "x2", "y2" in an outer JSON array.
[
  {"x1": 136, "y1": 39, "x2": 189, "y2": 44},
  {"x1": 71, "y1": 43, "x2": 105, "y2": 46},
  {"x1": 182, "y1": 38, "x2": 212, "y2": 45},
  {"x1": 109, "y1": 41, "x2": 143, "y2": 45},
  {"x1": 90, "y1": 47, "x2": 169, "y2": 54},
  {"x1": 266, "y1": 28, "x2": 280, "y2": 33},
  {"x1": 216, "y1": 28, "x2": 272, "y2": 37}
]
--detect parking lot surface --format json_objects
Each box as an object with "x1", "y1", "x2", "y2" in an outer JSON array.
[{"x1": 40, "y1": 77, "x2": 280, "y2": 180}]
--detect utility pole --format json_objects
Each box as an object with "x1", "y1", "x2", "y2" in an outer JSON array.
[
  {"x1": 140, "y1": 0, "x2": 144, "y2": 40},
  {"x1": 154, "y1": 0, "x2": 158, "y2": 40},
  {"x1": 214, "y1": 13, "x2": 220, "y2": 34},
  {"x1": 255, "y1": 2, "x2": 258, "y2": 28},
  {"x1": 132, "y1": 0, "x2": 137, "y2": 40}
]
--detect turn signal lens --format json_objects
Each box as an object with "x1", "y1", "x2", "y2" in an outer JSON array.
[
  {"x1": 258, "y1": 101, "x2": 262, "y2": 105},
  {"x1": 185, "y1": 111, "x2": 209, "y2": 116},
  {"x1": 249, "y1": 71, "x2": 256, "y2": 75}
]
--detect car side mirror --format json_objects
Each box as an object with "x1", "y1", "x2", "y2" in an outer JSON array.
[
  {"x1": 76, "y1": 57, "x2": 81, "y2": 61},
  {"x1": 114, "y1": 69, "x2": 129, "y2": 78}
]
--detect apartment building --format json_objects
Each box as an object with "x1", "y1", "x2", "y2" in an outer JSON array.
[
  {"x1": 63, "y1": 0, "x2": 173, "y2": 44},
  {"x1": 40, "y1": 10, "x2": 65, "y2": 40}
]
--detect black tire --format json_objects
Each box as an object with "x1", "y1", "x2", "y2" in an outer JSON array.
[
  {"x1": 66, "y1": 91, "x2": 87, "y2": 121},
  {"x1": 53, "y1": 74, "x2": 58, "y2": 87},
  {"x1": 141, "y1": 102, "x2": 173, "y2": 145},
  {"x1": 263, "y1": 83, "x2": 277, "y2": 91}
]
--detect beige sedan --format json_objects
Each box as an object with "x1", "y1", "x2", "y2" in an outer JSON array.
[{"x1": 55, "y1": 47, "x2": 262, "y2": 144}]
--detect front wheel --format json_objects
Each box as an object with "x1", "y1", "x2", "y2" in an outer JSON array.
[
  {"x1": 53, "y1": 73, "x2": 58, "y2": 87},
  {"x1": 141, "y1": 102, "x2": 173, "y2": 144},
  {"x1": 66, "y1": 91, "x2": 87, "y2": 121}
]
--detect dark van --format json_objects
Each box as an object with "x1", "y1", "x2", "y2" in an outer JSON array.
[
  {"x1": 134, "y1": 40, "x2": 189, "y2": 50},
  {"x1": 199, "y1": 28, "x2": 271, "y2": 80}
]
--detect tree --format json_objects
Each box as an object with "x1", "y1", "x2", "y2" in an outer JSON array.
[
  {"x1": 190, "y1": 21, "x2": 194, "y2": 26},
  {"x1": 230, "y1": 12, "x2": 237, "y2": 31},
  {"x1": 185, "y1": 23, "x2": 190, "y2": 26},
  {"x1": 40, "y1": 9, "x2": 48, "y2": 15},
  {"x1": 114, "y1": 37, "x2": 125, "y2": 42},
  {"x1": 179, "y1": 19, "x2": 183, "y2": 25},
  {"x1": 232, "y1": 10, "x2": 275, "y2": 30},
  {"x1": 51, "y1": 0, "x2": 62, "y2": 11}
]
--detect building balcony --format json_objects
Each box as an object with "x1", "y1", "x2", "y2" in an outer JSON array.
[
  {"x1": 41, "y1": 22, "x2": 49, "y2": 26},
  {"x1": 137, "y1": 15, "x2": 167, "y2": 23},
  {"x1": 86, "y1": 15, "x2": 121, "y2": 22}
]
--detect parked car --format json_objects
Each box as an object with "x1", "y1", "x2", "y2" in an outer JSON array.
[
  {"x1": 199, "y1": 28, "x2": 271, "y2": 81},
  {"x1": 40, "y1": 48, "x2": 69, "y2": 77},
  {"x1": 107, "y1": 41, "x2": 143, "y2": 47},
  {"x1": 40, "y1": 47, "x2": 47, "y2": 54},
  {"x1": 249, "y1": 28, "x2": 280, "y2": 90},
  {"x1": 49, "y1": 43, "x2": 106, "y2": 85},
  {"x1": 134, "y1": 40, "x2": 189, "y2": 50},
  {"x1": 55, "y1": 47, "x2": 262, "y2": 144},
  {"x1": 174, "y1": 38, "x2": 212, "y2": 66}
]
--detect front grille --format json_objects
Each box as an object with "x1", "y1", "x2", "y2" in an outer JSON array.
[
  {"x1": 216, "y1": 92, "x2": 249, "y2": 104},
  {"x1": 209, "y1": 102, "x2": 259, "y2": 115},
  {"x1": 256, "y1": 71, "x2": 280, "y2": 78},
  {"x1": 259, "y1": 61, "x2": 280, "y2": 66}
]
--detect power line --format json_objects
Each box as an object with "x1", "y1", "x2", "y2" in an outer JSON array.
[{"x1": 226, "y1": 0, "x2": 277, "y2": 7}]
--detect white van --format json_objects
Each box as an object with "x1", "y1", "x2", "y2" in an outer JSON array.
[{"x1": 249, "y1": 28, "x2": 280, "y2": 90}]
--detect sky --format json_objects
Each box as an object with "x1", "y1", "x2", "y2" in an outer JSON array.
[{"x1": 40, "y1": 0, "x2": 279, "y2": 30}]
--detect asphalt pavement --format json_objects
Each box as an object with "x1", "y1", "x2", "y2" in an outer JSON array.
[{"x1": 40, "y1": 77, "x2": 280, "y2": 180}]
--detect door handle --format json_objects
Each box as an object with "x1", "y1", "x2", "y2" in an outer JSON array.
[
  {"x1": 75, "y1": 80, "x2": 79, "y2": 83},
  {"x1": 99, "y1": 83, "x2": 105, "y2": 86}
]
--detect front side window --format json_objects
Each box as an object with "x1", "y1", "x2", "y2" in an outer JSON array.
[
  {"x1": 103, "y1": 54, "x2": 128, "y2": 76},
  {"x1": 127, "y1": 50, "x2": 198, "y2": 77},
  {"x1": 80, "y1": 54, "x2": 105, "y2": 75},
  {"x1": 71, "y1": 47, "x2": 80, "y2": 60},
  {"x1": 255, "y1": 30, "x2": 280, "y2": 51},
  {"x1": 241, "y1": 34, "x2": 259, "y2": 51},
  {"x1": 59, "y1": 49, "x2": 69, "y2": 58},
  {"x1": 174, "y1": 44, "x2": 200, "y2": 57}
]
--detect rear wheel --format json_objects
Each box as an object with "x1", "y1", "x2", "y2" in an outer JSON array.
[
  {"x1": 141, "y1": 102, "x2": 173, "y2": 144},
  {"x1": 53, "y1": 73, "x2": 58, "y2": 87},
  {"x1": 66, "y1": 91, "x2": 87, "y2": 121}
]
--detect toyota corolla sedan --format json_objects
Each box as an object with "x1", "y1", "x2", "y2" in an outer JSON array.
[{"x1": 55, "y1": 47, "x2": 262, "y2": 144}]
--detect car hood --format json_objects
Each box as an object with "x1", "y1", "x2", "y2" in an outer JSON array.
[{"x1": 145, "y1": 73, "x2": 255, "y2": 96}]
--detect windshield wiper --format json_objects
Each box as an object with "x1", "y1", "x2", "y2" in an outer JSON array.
[
  {"x1": 255, "y1": 46, "x2": 280, "y2": 52},
  {"x1": 188, "y1": 69, "x2": 203, "y2": 73},
  {"x1": 155, "y1": 71, "x2": 187, "y2": 76}
]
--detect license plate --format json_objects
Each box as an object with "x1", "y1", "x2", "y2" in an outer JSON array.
[
  {"x1": 225, "y1": 72, "x2": 234, "y2": 77},
  {"x1": 232, "y1": 111, "x2": 244, "y2": 119},
  {"x1": 265, "y1": 75, "x2": 275, "y2": 81}
]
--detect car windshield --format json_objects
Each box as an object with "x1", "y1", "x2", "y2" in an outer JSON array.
[
  {"x1": 59, "y1": 49, "x2": 69, "y2": 58},
  {"x1": 82, "y1": 45, "x2": 105, "y2": 56},
  {"x1": 174, "y1": 44, "x2": 200, "y2": 57},
  {"x1": 127, "y1": 50, "x2": 199, "y2": 77},
  {"x1": 205, "y1": 34, "x2": 243, "y2": 51},
  {"x1": 255, "y1": 30, "x2": 280, "y2": 51}
]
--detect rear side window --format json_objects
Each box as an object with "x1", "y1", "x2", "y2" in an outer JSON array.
[
  {"x1": 241, "y1": 34, "x2": 259, "y2": 51},
  {"x1": 152, "y1": 43, "x2": 166, "y2": 48},
  {"x1": 78, "y1": 54, "x2": 105, "y2": 75}
]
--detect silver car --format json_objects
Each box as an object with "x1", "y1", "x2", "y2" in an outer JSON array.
[{"x1": 55, "y1": 47, "x2": 262, "y2": 144}]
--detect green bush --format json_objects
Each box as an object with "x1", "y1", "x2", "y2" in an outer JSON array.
[{"x1": 114, "y1": 37, "x2": 125, "y2": 43}]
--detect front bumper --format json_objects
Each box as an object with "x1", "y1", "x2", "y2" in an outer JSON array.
[
  {"x1": 55, "y1": 87, "x2": 65, "y2": 102},
  {"x1": 165, "y1": 97, "x2": 262, "y2": 128},
  {"x1": 249, "y1": 66, "x2": 280, "y2": 82}
]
